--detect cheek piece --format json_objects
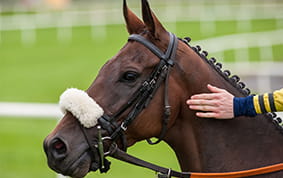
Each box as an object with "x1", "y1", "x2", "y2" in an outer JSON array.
[{"x1": 59, "y1": 88, "x2": 104, "y2": 128}]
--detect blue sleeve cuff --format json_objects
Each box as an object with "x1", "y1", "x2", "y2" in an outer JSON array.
[{"x1": 233, "y1": 96, "x2": 257, "y2": 117}]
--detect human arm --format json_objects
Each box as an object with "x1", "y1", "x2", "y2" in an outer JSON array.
[
  {"x1": 252, "y1": 88, "x2": 283, "y2": 113},
  {"x1": 186, "y1": 85, "x2": 283, "y2": 119}
]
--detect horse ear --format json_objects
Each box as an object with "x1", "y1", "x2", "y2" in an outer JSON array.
[
  {"x1": 141, "y1": 0, "x2": 167, "y2": 38},
  {"x1": 123, "y1": 0, "x2": 145, "y2": 34}
]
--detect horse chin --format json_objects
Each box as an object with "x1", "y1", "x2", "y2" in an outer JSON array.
[
  {"x1": 67, "y1": 152, "x2": 92, "y2": 178},
  {"x1": 50, "y1": 151, "x2": 93, "y2": 178}
]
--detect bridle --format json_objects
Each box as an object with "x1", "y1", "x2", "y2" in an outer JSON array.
[
  {"x1": 98, "y1": 32, "x2": 177, "y2": 146},
  {"x1": 80, "y1": 31, "x2": 178, "y2": 172},
  {"x1": 78, "y1": 32, "x2": 283, "y2": 177}
]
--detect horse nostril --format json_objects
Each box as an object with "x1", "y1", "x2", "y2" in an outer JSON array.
[
  {"x1": 51, "y1": 138, "x2": 68, "y2": 160},
  {"x1": 53, "y1": 139, "x2": 66, "y2": 154}
]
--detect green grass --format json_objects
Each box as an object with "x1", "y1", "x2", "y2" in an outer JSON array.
[
  {"x1": 0, "y1": 18, "x2": 283, "y2": 178},
  {"x1": 0, "y1": 25, "x2": 127, "y2": 102},
  {"x1": 1, "y1": 20, "x2": 282, "y2": 102},
  {"x1": 0, "y1": 117, "x2": 179, "y2": 178},
  {"x1": 0, "y1": 118, "x2": 57, "y2": 178}
]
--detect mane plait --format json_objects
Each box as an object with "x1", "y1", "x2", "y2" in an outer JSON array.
[
  {"x1": 179, "y1": 36, "x2": 283, "y2": 133},
  {"x1": 267, "y1": 112, "x2": 283, "y2": 134},
  {"x1": 179, "y1": 37, "x2": 251, "y2": 96}
]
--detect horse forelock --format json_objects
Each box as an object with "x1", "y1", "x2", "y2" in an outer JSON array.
[{"x1": 59, "y1": 88, "x2": 104, "y2": 128}]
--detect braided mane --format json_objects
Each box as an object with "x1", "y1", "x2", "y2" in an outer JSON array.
[{"x1": 178, "y1": 36, "x2": 283, "y2": 134}]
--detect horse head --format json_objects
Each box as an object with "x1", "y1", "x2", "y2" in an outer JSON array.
[
  {"x1": 43, "y1": 0, "x2": 182, "y2": 177},
  {"x1": 44, "y1": 1, "x2": 283, "y2": 177}
]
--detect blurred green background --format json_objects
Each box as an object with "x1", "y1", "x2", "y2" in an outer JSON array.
[{"x1": 0, "y1": 0, "x2": 283, "y2": 178}]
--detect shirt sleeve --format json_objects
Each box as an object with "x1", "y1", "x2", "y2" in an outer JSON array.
[
  {"x1": 234, "y1": 96, "x2": 257, "y2": 117},
  {"x1": 253, "y1": 88, "x2": 283, "y2": 114}
]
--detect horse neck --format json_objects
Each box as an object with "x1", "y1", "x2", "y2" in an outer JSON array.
[{"x1": 164, "y1": 44, "x2": 283, "y2": 174}]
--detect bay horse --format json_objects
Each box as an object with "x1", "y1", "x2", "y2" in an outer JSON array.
[{"x1": 43, "y1": 0, "x2": 283, "y2": 177}]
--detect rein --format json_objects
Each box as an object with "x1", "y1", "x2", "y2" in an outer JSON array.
[
  {"x1": 108, "y1": 145, "x2": 283, "y2": 178},
  {"x1": 78, "y1": 32, "x2": 283, "y2": 177}
]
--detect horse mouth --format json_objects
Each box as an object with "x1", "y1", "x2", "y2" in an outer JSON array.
[{"x1": 51, "y1": 151, "x2": 93, "y2": 178}]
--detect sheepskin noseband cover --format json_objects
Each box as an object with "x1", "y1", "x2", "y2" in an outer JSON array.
[{"x1": 59, "y1": 88, "x2": 104, "y2": 128}]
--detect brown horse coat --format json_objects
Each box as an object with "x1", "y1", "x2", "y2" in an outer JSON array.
[{"x1": 43, "y1": 1, "x2": 283, "y2": 177}]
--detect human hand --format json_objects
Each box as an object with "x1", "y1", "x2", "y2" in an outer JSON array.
[{"x1": 186, "y1": 84, "x2": 234, "y2": 119}]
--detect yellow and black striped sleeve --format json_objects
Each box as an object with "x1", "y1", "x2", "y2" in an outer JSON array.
[{"x1": 253, "y1": 88, "x2": 283, "y2": 114}]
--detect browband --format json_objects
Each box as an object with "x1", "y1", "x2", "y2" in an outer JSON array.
[{"x1": 128, "y1": 32, "x2": 177, "y2": 65}]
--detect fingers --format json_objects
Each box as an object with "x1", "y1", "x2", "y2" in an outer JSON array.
[
  {"x1": 189, "y1": 93, "x2": 220, "y2": 100},
  {"x1": 186, "y1": 84, "x2": 234, "y2": 119},
  {"x1": 207, "y1": 84, "x2": 226, "y2": 93},
  {"x1": 189, "y1": 104, "x2": 217, "y2": 111},
  {"x1": 195, "y1": 112, "x2": 218, "y2": 118},
  {"x1": 189, "y1": 84, "x2": 226, "y2": 100},
  {"x1": 196, "y1": 112, "x2": 232, "y2": 119},
  {"x1": 186, "y1": 99, "x2": 217, "y2": 106}
]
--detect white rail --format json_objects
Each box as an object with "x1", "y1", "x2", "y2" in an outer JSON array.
[
  {"x1": 0, "y1": 3, "x2": 283, "y2": 32},
  {"x1": 0, "y1": 102, "x2": 61, "y2": 119},
  {"x1": 192, "y1": 29, "x2": 283, "y2": 64},
  {"x1": 0, "y1": 62, "x2": 283, "y2": 119},
  {"x1": 193, "y1": 29, "x2": 283, "y2": 54}
]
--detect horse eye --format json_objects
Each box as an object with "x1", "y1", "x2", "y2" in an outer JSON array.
[{"x1": 121, "y1": 71, "x2": 139, "y2": 83}]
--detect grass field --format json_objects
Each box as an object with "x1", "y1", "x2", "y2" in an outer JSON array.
[
  {"x1": 1, "y1": 20, "x2": 282, "y2": 102},
  {"x1": 0, "y1": 117, "x2": 179, "y2": 178},
  {"x1": 0, "y1": 16, "x2": 283, "y2": 178}
]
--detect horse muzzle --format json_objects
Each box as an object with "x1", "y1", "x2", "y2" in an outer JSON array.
[{"x1": 43, "y1": 134, "x2": 100, "y2": 178}]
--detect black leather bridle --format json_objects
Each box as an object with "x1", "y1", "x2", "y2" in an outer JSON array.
[
  {"x1": 80, "y1": 32, "x2": 179, "y2": 175},
  {"x1": 100, "y1": 32, "x2": 178, "y2": 144}
]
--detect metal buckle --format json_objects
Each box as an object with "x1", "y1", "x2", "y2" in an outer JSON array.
[
  {"x1": 121, "y1": 122, "x2": 127, "y2": 131},
  {"x1": 150, "y1": 79, "x2": 156, "y2": 87},
  {"x1": 142, "y1": 81, "x2": 149, "y2": 87},
  {"x1": 162, "y1": 65, "x2": 168, "y2": 71},
  {"x1": 157, "y1": 169, "x2": 171, "y2": 178}
]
